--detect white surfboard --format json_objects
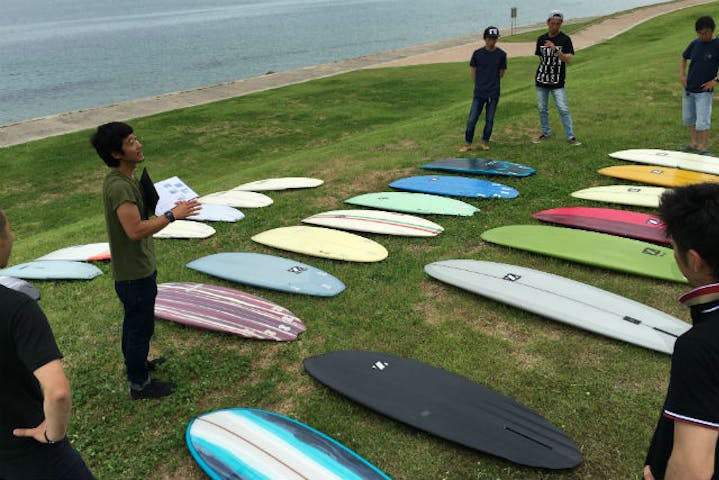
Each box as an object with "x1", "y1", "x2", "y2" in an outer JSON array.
[
  {"x1": 232, "y1": 177, "x2": 324, "y2": 191},
  {"x1": 153, "y1": 220, "x2": 216, "y2": 239},
  {"x1": 302, "y1": 209, "x2": 443, "y2": 237},
  {"x1": 252, "y1": 226, "x2": 388, "y2": 262},
  {"x1": 187, "y1": 203, "x2": 244, "y2": 222},
  {"x1": 198, "y1": 190, "x2": 273, "y2": 208},
  {"x1": 609, "y1": 149, "x2": 719, "y2": 175},
  {"x1": 36, "y1": 242, "x2": 111, "y2": 261},
  {"x1": 571, "y1": 185, "x2": 666, "y2": 208},
  {"x1": 425, "y1": 259, "x2": 689, "y2": 354}
]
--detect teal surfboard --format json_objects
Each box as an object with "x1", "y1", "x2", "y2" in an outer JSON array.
[
  {"x1": 480, "y1": 225, "x2": 686, "y2": 283},
  {"x1": 0, "y1": 260, "x2": 102, "y2": 281},
  {"x1": 421, "y1": 158, "x2": 536, "y2": 177}
]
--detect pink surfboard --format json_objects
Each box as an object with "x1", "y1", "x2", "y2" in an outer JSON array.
[
  {"x1": 154, "y1": 282, "x2": 305, "y2": 341},
  {"x1": 532, "y1": 207, "x2": 669, "y2": 245}
]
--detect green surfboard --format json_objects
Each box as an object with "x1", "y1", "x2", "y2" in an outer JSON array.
[
  {"x1": 345, "y1": 192, "x2": 479, "y2": 216},
  {"x1": 480, "y1": 225, "x2": 686, "y2": 283}
]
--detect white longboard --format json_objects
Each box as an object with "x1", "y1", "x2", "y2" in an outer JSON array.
[
  {"x1": 233, "y1": 177, "x2": 323, "y2": 191},
  {"x1": 187, "y1": 203, "x2": 244, "y2": 222},
  {"x1": 609, "y1": 149, "x2": 719, "y2": 175},
  {"x1": 302, "y1": 209, "x2": 443, "y2": 237},
  {"x1": 571, "y1": 185, "x2": 666, "y2": 208},
  {"x1": 425, "y1": 259, "x2": 689, "y2": 354},
  {"x1": 198, "y1": 190, "x2": 273, "y2": 208},
  {"x1": 36, "y1": 242, "x2": 111, "y2": 261},
  {"x1": 153, "y1": 220, "x2": 216, "y2": 239}
]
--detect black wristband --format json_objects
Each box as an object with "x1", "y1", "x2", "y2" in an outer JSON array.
[
  {"x1": 44, "y1": 430, "x2": 57, "y2": 444},
  {"x1": 163, "y1": 210, "x2": 176, "y2": 222}
]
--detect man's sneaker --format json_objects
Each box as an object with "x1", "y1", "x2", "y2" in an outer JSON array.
[
  {"x1": 479, "y1": 141, "x2": 490, "y2": 151},
  {"x1": 130, "y1": 379, "x2": 176, "y2": 400},
  {"x1": 532, "y1": 134, "x2": 549, "y2": 144},
  {"x1": 698, "y1": 150, "x2": 713, "y2": 156},
  {"x1": 146, "y1": 357, "x2": 166, "y2": 372},
  {"x1": 567, "y1": 137, "x2": 582, "y2": 146},
  {"x1": 459, "y1": 144, "x2": 472, "y2": 152},
  {"x1": 680, "y1": 145, "x2": 698, "y2": 153}
]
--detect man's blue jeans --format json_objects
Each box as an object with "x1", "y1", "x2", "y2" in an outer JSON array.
[
  {"x1": 114, "y1": 271, "x2": 157, "y2": 386},
  {"x1": 536, "y1": 86, "x2": 575, "y2": 139},
  {"x1": 465, "y1": 95, "x2": 499, "y2": 144}
]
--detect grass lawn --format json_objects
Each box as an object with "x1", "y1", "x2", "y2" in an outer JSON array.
[{"x1": 1, "y1": 2, "x2": 715, "y2": 479}]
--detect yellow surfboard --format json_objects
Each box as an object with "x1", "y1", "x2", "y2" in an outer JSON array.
[
  {"x1": 598, "y1": 165, "x2": 719, "y2": 187},
  {"x1": 252, "y1": 226, "x2": 388, "y2": 262}
]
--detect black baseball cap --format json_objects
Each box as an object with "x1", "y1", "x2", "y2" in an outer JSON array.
[{"x1": 484, "y1": 26, "x2": 500, "y2": 38}]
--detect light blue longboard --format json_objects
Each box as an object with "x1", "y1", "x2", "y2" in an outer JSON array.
[
  {"x1": 421, "y1": 158, "x2": 536, "y2": 177},
  {"x1": 187, "y1": 408, "x2": 391, "y2": 480},
  {"x1": 186, "y1": 252, "x2": 345, "y2": 297},
  {"x1": 0, "y1": 260, "x2": 102, "y2": 280},
  {"x1": 389, "y1": 175, "x2": 518, "y2": 199}
]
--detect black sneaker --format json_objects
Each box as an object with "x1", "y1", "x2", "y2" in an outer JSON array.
[
  {"x1": 130, "y1": 379, "x2": 176, "y2": 400},
  {"x1": 532, "y1": 134, "x2": 549, "y2": 144},
  {"x1": 567, "y1": 137, "x2": 582, "y2": 146},
  {"x1": 146, "y1": 357, "x2": 166, "y2": 372}
]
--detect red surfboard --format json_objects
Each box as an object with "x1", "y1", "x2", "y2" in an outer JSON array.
[{"x1": 532, "y1": 207, "x2": 669, "y2": 245}]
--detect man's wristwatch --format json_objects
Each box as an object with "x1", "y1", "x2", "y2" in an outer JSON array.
[{"x1": 164, "y1": 210, "x2": 176, "y2": 222}]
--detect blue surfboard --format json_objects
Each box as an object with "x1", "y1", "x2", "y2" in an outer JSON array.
[
  {"x1": 186, "y1": 252, "x2": 345, "y2": 297},
  {"x1": 0, "y1": 260, "x2": 102, "y2": 280},
  {"x1": 187, "y1": 408, "x2": 391, "y2": 480},
  {"x1": 389, "y1": 175, "x2": 518, "y2": 199},
  {"x1": 421, "y1": 158, "x2": 536, "y2": 177}
]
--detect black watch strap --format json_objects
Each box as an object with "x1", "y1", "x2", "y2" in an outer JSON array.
[{"x1": 164, "y1": 210, "x2": 176, "y2": 222}]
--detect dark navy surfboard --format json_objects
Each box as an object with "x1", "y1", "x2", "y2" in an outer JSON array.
[
  {"x1": 421, "y1": 158, "x2": 536, "y2": 177},
  {"x1": 304, "y1": 350, "x2": 581, "y2": 470}
]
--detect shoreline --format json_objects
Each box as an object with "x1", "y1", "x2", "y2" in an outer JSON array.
[{"x1": 0, "y1": 0, "x2": 713, "y2": 148}]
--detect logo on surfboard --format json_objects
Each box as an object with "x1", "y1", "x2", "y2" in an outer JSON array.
[
  {"x1": 287, "y1": 266, "x2": 308, "y2": 274},
  {"x1": 372, "y1": 361, "x2": 389, "y2": 371},
  {"x1": 642, "y1": 247, "x2": 664, "y2": 257},
  {"x1": 502, "y1": 273, "x2": 522, "y2": 282}
]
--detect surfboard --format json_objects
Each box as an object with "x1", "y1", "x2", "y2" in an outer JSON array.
[
  {"x1": 232, "y1": 177, "x2": 324, "y2": 191},
  {"x1": 36, "y1": 242, "x2": 111, "y2": 261},
  {"x1": 186, "y1": 408, "x2": 391, "y2": 480},
  {"x1": 304, "y1": 350, "x2": 581, "y2": 469},
  {"x1": 571, "y1": 185, "x2": 666, "y2": 208},
  {"x1": 0, "y1": 261, "x2": 103, "y2": 281},
  {"x1": 186, "y1": 252, "x2": 345, "y2": 297},
  {"x1": 598, "y1": 165, "x2": 719, "y2": 187},
  {"x1": 155, "y1": 282, "x2": 305, "y2": 341},
  {"x1": 153, "y1": 220, "x2": 216, "y2": 239},
  {"x1": 302, "y1": 209, "x2": 443, "y2": 237},
  {"x1": 0, "y1": 276, "x2": 41, "y2": 300},
  {"x1": 425, "y1": 260, "x2": 688, "y2": 354},
  {"x1": 608, "y1": 149, "x2": 719, "y2": 175},
  {"x1": 187, "y1": 203, "x2": 244, "y2": 222},
  {"x1": 480, "y1": 225, "x2": 686, "y2": 283},
  {"x1": 198, "y1": 190, "x2": 273, "y2": 208},
  {"x1": 532, "y1": 207, "x2": 669, "y2": 244},
  {"x1": 345, "y1": 192, "x2": 479, "y2": 216},
  {"x1": 252, "y1": 226, "x2": 388, "y2": 262},
  {"x1": 389, "y1": 175, "x2": 518, "y2": 199},
  {"x1": 420, "y1": 158, "x2": 536, "y2": 177}
]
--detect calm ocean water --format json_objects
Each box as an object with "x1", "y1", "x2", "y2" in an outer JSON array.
[{"x1": 2, "y1": 0, "x2": 662, "y2": 125}]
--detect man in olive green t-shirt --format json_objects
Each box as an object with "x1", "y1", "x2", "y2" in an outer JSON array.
[{"x1": 92, "y1": 122, "x2": 200, "y2": 400}]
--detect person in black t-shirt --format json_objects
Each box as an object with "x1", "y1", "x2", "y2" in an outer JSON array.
[
  {"x1": 0, "y1": 209, "x2": 94, "y2": 480},
  {"x1": 532, "y1": 10, "x2": 580, "y2": 146},
  {"x1": 459, "y1": 26, "x2": 507, "y2": 152},
  {"x1": 643, "y1": 183, "x2": 719, "y2": 480}
]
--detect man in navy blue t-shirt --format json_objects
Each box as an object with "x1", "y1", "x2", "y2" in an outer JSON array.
[
  {"x1": 459, "y1": 26, "x2": 507, "y2": 152},
  {"x1": 680, "y1": 15, "x2": 719, "y2": 155}
]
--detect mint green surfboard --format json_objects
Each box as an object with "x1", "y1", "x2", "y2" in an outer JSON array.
[
  {"x1": 345, "y1": 192, "x2": 479, "y2": 216},
  {"x1": 480, "y1": 225, "x2": 686, "y2": 283}
]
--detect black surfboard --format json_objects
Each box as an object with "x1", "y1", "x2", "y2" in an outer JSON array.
[{"x1": 304, "y1": 350, "x2": 581, "y2": 470}]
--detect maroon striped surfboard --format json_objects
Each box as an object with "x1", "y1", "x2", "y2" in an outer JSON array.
[{"x1": 155, "y1": 282, "x2": 305, "y2": 341}]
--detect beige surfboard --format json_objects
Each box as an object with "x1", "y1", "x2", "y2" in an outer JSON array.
[
  {"x1": 198, "y1": 191, "x2": 273, "y2": 208},
  {"x1": 571, "y1": 185, "x2": 666, "y2": 208},
  {"x1": 252, "y1": 226, "x2": 388, "y2": 262},
  {"x1": 154, "y1": 220, "x2": 216, "y2": 239}
]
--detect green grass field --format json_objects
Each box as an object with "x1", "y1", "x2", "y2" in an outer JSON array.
[{"x1": 1, "y1": 2, "x2": 715, "y2": 478}]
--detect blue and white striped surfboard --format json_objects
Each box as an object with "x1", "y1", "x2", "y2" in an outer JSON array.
[{"x1": 186, "y1": 408, "x2": 391, "y2": 480}]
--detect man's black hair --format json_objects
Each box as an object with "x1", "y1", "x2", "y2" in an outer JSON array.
[
  {"x1": 696, "y1": 15, "x2": 716, "y2": 32},
  {"x1": 658, "y1": 182, "x2": 719, "y2": 279},
  {"x1": 90, "y1": 122, "x2": 134, "y2": 168}
]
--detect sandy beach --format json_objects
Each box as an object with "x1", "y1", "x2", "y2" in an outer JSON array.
[{"x1": 0, "y1": 0, "x2": 712, "y2": 148}]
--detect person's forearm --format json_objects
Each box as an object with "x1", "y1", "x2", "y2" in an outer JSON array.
[{"x1": 43, "y1": 387, "x2": 71, "y2": 441}]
